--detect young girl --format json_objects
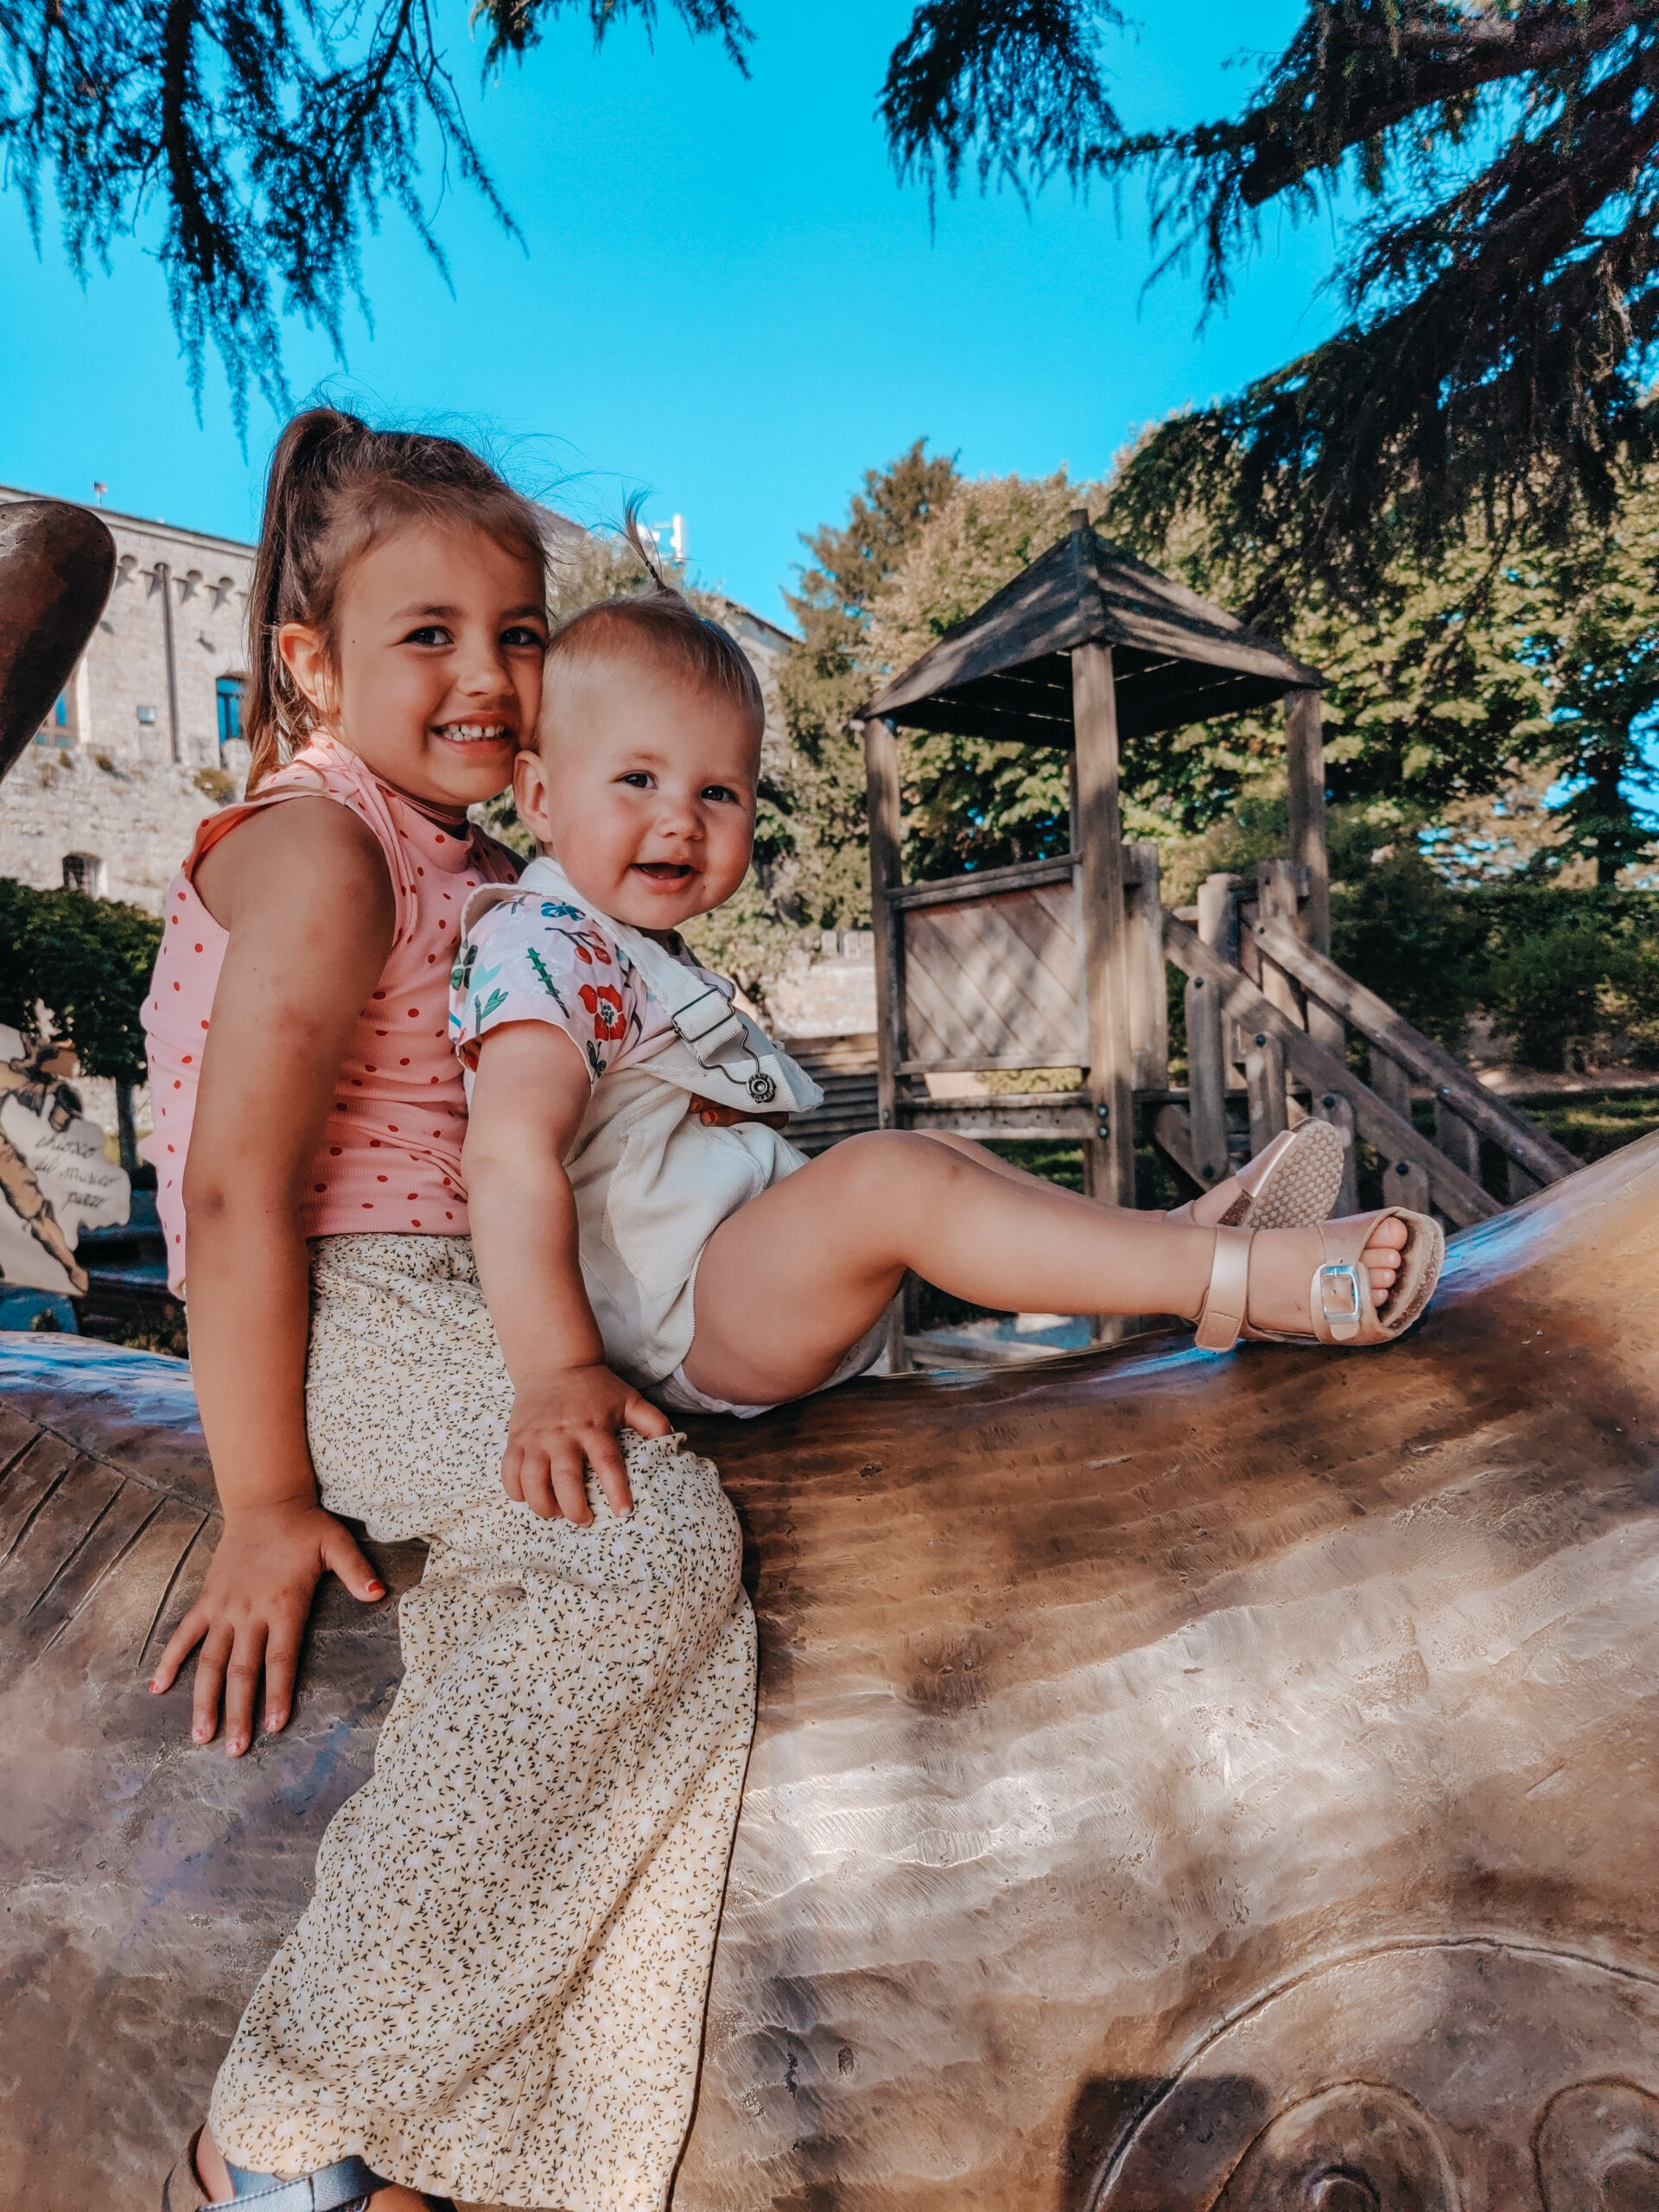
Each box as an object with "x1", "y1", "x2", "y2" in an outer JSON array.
[
  {"x1": 149, "y1": 413, "x2": 755, "y2": 2212},
  {"x1": 452, "y1": 581, "x2": 1441, "y2": 1508}
]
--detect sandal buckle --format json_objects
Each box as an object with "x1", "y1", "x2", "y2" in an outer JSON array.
[{"x1": 1317, "y1": 1261, "x2": 1363, "y2": 1339}]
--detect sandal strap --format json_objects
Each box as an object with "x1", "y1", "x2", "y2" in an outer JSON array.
[{"x1": 1193, "y1": 1224, "x2": 1253, "y2": 1352}]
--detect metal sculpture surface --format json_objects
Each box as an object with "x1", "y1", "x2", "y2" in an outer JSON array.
[
  {"x1": 0, "y1": 497, "x2": 115, "y2": 779},
  {"x1": 3, "y1": 1135, "x2": 1657, "y2": 2209}
]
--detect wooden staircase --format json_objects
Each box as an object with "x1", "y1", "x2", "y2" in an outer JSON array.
[{"x1": 1156, "y1": 860, "x2": 1575, "y2": 1224}]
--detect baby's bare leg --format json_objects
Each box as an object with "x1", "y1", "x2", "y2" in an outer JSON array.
[{"x1": 681, "y1": 1132, "x2": 1406, "y2": 1408}]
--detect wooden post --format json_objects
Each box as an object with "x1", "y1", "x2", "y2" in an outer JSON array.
[
  {"x1": 1255, "y1": 859, "x2": 1306, "y2": 1027},
  {"x1": 862, "y1": 715, "x2": 906, "y2": 1135},
  {"x1": 1434, "y1": 1094, "x2": 1483, "y2": 1185},
  {"x1": 1072, "y1": 639, "x2": 1136, "y2": 1214},
  {"x1": 1310, "y1": 1090, "x2": 1361, "y2": 1216},
  {"x1": 862, "y1": 715, "x2": 910, "y2": 1370},
  {"x1": 1243, "y1": 1026, "x2": 1289, "y2": 1153},
  {"x1": 1370, "y1": 1047, "x2": 1432, "y2": 1211},
  {"x1": 1196, "y1": 872, "x2": 1242, "y2": 968},
  {"x1": 1285, "y1": 687, "x2": 1331, "y2": 956},
  {"x1": 1184, "y1": 972, "x2": 1229, "y2": 1188},
  {"x1": 1126, "y1": 842, "x2": 1169, "y2": 1093}
]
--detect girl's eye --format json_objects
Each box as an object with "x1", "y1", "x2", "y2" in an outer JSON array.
[
  {"x1": 702, "y1": 785, "x2": 741, "y2": 805},
  {"x1": 620, "y1": 772, "x2": 654, "y2": 790},
  {"x1": 404, "y1": 625, "x2": 451, "y2": 647},
  {"x1": 501, "y1": 624, "x2": 545, "y2": 649}
]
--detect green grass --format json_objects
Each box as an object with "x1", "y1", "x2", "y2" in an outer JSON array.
[{"x1": 1515, "y1": 1089, "x2": 1659, "y2": 1164}]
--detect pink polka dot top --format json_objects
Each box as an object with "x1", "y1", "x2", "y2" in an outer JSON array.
[{"x1": 141, "y1": 732, "x2": 521, "y2": 1293}]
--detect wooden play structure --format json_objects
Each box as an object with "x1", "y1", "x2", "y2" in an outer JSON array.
[{"x1": 858, "y1": 510, "x2": 1575, "y2": 1307}]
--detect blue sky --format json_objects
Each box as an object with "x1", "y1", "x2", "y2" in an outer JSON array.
[{"x1": 0, "y1": 0, "x2": 1341, "y2": 623}]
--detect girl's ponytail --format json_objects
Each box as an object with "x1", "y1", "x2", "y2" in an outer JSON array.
[{"x1": 241, "y1": 408, "x2": 549, "y2": 794}]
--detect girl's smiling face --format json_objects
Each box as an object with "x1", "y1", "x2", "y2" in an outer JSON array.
[
  {"x1": 515, "y1": 656, "x2": 760, "y2": 935},
  {"x1": 277, "y1": 520, "x2": 546, "y2": 812}
]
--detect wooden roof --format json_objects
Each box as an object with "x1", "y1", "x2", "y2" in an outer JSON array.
[{"x1": 863, "y1": 512, "x2": 1323, "y2": 747}]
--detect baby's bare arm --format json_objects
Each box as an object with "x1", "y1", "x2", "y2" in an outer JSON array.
[{"x1": 463, "y1": 1021, "x2": 670, "y2": 1521}]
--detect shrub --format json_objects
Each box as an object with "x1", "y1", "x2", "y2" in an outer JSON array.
[
  {"x1": 0, "y1": 879, "x2": 162, "y2": 1082},
  {"x1": 1330, "y1": 850, "x2": 1484, "y2": 1050},
  {"x1": 1483, "y1": 914, "x2": 1623, "y2": 1071}
]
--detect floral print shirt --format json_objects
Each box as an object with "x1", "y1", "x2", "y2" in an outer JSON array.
[{"x1": 449, "y1": 893, "x2": 734, "y2": 1087}]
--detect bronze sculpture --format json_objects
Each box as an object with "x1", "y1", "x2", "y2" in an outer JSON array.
[
  {"x1": 3, "y1": 494, "x2": 1658, "y2": 2209},
  {"x1": 2, "y1": 1137, "x2": 1657, "y2": 2208}
]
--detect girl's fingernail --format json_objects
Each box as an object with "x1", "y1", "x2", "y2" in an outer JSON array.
[
  {"x1": 193, "y1": 1726, "x2": 209, "y2": 1741},
  {"x1": 264, "y1": 1714, "x2": 281, "y2": 1731},
  {"x1": 226, "y1": 1738, "x2": 245, "y2": 1757},
  {"x1": 366, "y1": 1582, "x2": 385, "y2": 1598}
]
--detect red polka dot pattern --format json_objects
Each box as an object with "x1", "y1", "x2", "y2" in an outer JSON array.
[{"x1": 140, "y1": 734, "x2": 519, "y2": 1291}]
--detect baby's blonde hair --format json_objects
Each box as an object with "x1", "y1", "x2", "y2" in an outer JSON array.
[{"x1": 541, "y1": 518, "x2": 763, "y2": 742}]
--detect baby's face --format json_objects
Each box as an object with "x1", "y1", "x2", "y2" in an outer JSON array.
[{"x1": 515, "y1": 656, "x2": 760, "y2": 934}]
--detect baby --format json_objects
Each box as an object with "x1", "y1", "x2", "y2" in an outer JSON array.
[{"x1": 454, "y1": 582, "x2": 1439, "y2": 1521}]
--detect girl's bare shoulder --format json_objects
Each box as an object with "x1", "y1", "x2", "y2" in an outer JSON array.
[{"x1": 195, "y1": 793, "x2": 393, "y2": 935}]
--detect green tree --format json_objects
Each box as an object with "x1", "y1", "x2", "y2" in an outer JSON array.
[
  {"x1": 862, "y1": 467, "x2": 1108, "y2": 877},
  {"x1": 0, "y1": 880, "x2": 161, "y2": 1084},
  {"x1": 0, "y1": 879, "x2": 163, "y2": 1166},
  {"x1": 776, "y1": 440, "x2": 959, "y2": 925},
  {"x1": 1091, "y1": 4, "x2": 1659, "y2": 592}
]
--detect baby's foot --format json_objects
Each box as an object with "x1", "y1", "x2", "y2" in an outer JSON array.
[{"x1": 1243, "y1": 1215, "x2": 1408, "y2": 1337}]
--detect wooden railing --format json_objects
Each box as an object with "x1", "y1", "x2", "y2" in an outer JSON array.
[{"x1": 1154, "y1": 862, "x2": 1575, "y2": 1227}]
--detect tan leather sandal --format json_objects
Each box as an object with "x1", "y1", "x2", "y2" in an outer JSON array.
[
  {"x1": 1193, "y1": 1207, "x2": 1444, "y2": 1353},
  {"x1": 1166, "y1": 1121, "x2": 1345, "y2": 1232}
]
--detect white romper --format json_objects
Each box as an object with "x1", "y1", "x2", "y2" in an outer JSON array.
[{"x1": 454, "y1": 856, "x2": 884, "y2": 1415}]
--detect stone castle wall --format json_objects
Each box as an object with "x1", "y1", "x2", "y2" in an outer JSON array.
[{"x1": 1, "y1": 486, "x2": 256, "y2": 910}]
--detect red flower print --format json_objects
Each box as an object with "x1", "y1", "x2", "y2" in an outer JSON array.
[{"x1": 579, "y1": 982, "x2": 627, "y2": 1039}]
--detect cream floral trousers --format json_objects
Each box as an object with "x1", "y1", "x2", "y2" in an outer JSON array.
[{"x1": 208, "y1": 1234, "x2": 757, "y2": 2211}]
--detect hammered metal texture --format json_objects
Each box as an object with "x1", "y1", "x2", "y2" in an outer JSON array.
[{"x1": 3, "y1": 1137, "x2": 1658, "y2": 2209}]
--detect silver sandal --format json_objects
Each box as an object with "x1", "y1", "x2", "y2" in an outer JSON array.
[{"x1": 162, "y1": 2128, "x2": 451, "y2": 2212}]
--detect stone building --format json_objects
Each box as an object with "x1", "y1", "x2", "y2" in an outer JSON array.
[{"x1": 0, "y1": 486, "x2": 256, "y2": 911}]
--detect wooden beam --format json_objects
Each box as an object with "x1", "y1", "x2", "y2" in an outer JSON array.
[
  {"x1": 1183, "y1": 971, "x2": 1230, "y2": 1187},
  {"x1": 1071, "y1": 638, "x2": 1136, "y2": 1211},
  {"x1": 862, "y1": 715, "x2": 910, "y2": 1376},
  {"x1": 1162, "y1": 913, "x2": 1498, "y2": 1224},
  {"x1": 1126, "y1": 842, "x2": 1170, "y2": 1093},
  {"x1": 890, "y1": 854, "x2": 1077, "y2": 912},
  {"x1": 1285, "y1": 687, "x2": 1332, "y2": 955},
  {"x1": 1250, "y1": 914, "x2": 1577, "y2": 1184},
  {"x1": 1243, "y1": 1026, "x2": 1289, "y2": 1153},
  {"x1": 862, "y1": 715, "x2": 906, "y2": 1137}
]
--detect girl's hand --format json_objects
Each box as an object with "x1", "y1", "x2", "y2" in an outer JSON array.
[
  {"x1": 148, "y1": 1501, "x2": 385, "y2": 1755},
  {"x1": 502, "y1": 1366, "x2": 671, "y2": 1524}
]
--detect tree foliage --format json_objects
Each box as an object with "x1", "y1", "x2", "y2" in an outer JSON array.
[
  {"x1": 774, "y1": 440, "x2": 959, "y2": 928},
  {"x1": 0, "y1": 880, "x2": 162, "y2": 1084},
  {"x1": 18, "y1": 0, "x2": 1658, "y2": 578},
  {"x1": 1100, "y1": 3, "x2": 1659, "y2": 587},
  {"x1": 0, "y1": 0, "x2": 747, "y2": 430}
]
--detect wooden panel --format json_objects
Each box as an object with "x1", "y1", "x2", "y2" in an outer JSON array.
[{"x1": 902, "y1": 880, "x2": 1083, "y2": 1068}]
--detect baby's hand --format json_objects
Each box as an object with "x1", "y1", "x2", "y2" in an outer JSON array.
[{"x1": 501, "y1": 1365, "x2": 672, "y2": 1523}]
